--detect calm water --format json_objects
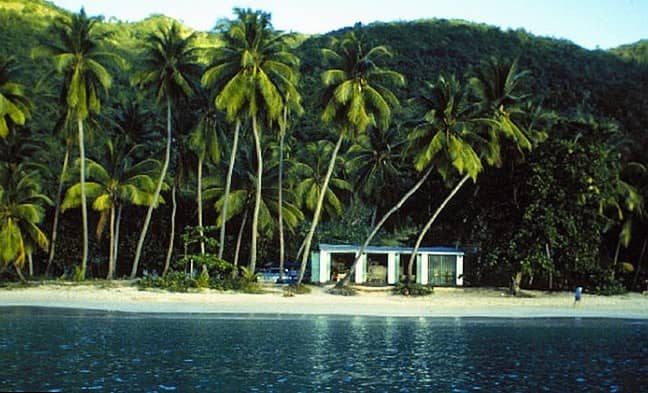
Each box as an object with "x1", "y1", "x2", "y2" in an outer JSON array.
[{"x1": 0, "y1": 307, "x2": 646, "y2": 392}]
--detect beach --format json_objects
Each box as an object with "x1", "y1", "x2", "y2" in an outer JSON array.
[{"x1": 1, "y1": 282, "x2": 647, "y2": 319}]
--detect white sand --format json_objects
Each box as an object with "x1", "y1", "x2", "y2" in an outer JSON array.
[{"x1": 1, "y1": 283, "x2": 647, "y2": 319}]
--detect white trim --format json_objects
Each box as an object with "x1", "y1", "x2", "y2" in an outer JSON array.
[
  {"x1": 420, "y1": 253, "x2": 429, "y2": 284},
  {"x1": 320, "y1": 251, "x2": 330, "y2": 283},
  {"x1": 387, "y1": 253, "x2": 396, "y2": 284},
  {"x1": 456, "y1": 255, "x2": 464, "y2": 286}
]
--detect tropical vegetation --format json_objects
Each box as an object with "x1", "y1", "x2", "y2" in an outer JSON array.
[{"x1": 0, "y1": 0, "x2": 647, "y2": 296}]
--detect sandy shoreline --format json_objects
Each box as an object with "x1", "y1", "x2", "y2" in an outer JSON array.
[{"x1": 1, "y1": 283, "x2": 647, "y2": 319}]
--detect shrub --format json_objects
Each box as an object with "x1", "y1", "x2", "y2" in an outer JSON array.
[
  {"x1": 393, "y1": 282, "x2": 434, "y2": 297},
  {"x1": 195, "y1": 265, "x2": 210, "y2": 290},
  {"x1": 138, "y1": 271, "x2": 195, "y2": 292},
  {"x1": 284, "y1": 283, "x2": 311, "y2": 296},
  {"x1": 327, "y1": 285, "x2": 357, "y2": 296}
]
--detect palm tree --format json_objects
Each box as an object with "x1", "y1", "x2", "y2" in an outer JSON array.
[
  {"x1": 189, "y1": 101, "x2": 221, "y2": 255},
  {"x1": 62, "y1": 139, "x2": 159, "y2": 279},
  {"x1": 0, "y1": 164, "x2": 51, "y2": 281},
  {"x1": 37, "y1": 8, "x2": 121, "y2": 279},
  {"x1": 131, "y1": 22, "x2": 201, "y2": 278},
  {"x1": 276, "y1": 94, "x2": 303, "y2": 281},
  {"x1": 0, "y1": 56, "x2": 32, "y2": 138},
  {"x1": 345, "y1": 128, "x2": 406, "y2": 223},
  {"x1": 403, "y1": 74, "x2": 493, "y2": 281},
  {"x1": 294, "y1": 140, "x2": 352, "y2": 220},
  {"x1": 470, "y1": 58, "x2": 546, "y2": 293},
  {"x1": 202, "y1": 8, "x2": 301, "y2": 272},
  {"x1": 207, "y1": 143, "x2": 303, "y2": 268},
  {"x1": 296, "y1": 29, "x2": 405, "y2": 286}
]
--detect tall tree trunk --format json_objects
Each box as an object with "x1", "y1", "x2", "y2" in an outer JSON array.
[
  {"x1": 407, "y1": 174, "x2": 470, "y2": 282},
  {"x1": 294, "y1": 237, "x2": 306, "y2": 263},
  {"x1": 234, "y1": 208, "x2": 249, "y2": 271},
  {"x1": 14, "y1": 263, "x2": 26, "y2": 282},
  {"x1": 46, "y1": 144, "x2": 70, "y2": 276},
  {"x1": 197, "y1": 156, "x2": 205, "y2": 255},
  {"x1": 106, "y1": 206, "x2": 115, "y2": 280},
  {"x1": 113, "y1": 205, "x2": 122, "y2": 277},
  {"x1": 632, "y1": 236, "x2": 647, "y2": 290},
  {"x1": 163, "y1": 182, "x2": 177, "y2": 277},
  {"x1": 612, "y1": 236, "x2": 622, "y2": 280},
  {"x1": 337, "y1": 165, "x2": 435, "y2": 288},
  {"x1": 131, "y1": 96, "x2": 172, "y2": 279},
  {"x1": 545, "y1": 243, "x2": 553, "y2": 290},
  {"x1": 510, "y1": 271, "x2": 523, "y2": 296},
  {"x1": 278, "y1": 104, "x2": 288, "y2": 282},
  {"x1": 78, "y1": 117, "x2": 88, "y2": 279},
  {"x1": 27, "y1": 252, "x2": 33, "y2": 277},
  {"x1": 249, "y1": 115, "x2": 263, "y2": 273},
  {"x1": 297, "y1": 133, "x2": 344, "y2": 286},
  {"x1": 218, "y1": 120, "x2": 241, "y2": 260}
]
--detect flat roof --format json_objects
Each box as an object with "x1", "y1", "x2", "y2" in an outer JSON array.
[{"x1": 318, "y1": 243, "x2": 464, "y2": 255}]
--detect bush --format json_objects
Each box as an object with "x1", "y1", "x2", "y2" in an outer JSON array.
[
  {"x1": 393, "y1": 282, "x2": 434, "y2": 297},
  {"x1": 592, "y1": 280, "x2": 628, "y2": 296},
  {"x1": 195, "y1": 265, "x2": 210, "y2": 290},
  {"x1": 327, "y1": 285, "x2": 357, "y2": 296},
  {"x1": 138, "y1": 271, "x2": 195, "y2": 292},
  {"x1": 286, "y1": 283, "x2": 311, "y2": 295}
]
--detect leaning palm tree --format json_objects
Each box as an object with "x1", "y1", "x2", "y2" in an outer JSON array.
[
  {"x1": 36, "y1": 8, "x2": 121, "y2": 279},
  {"x1": 202, "y1": 8, "x2": 301, "y2": 272},
  {"x1": 406, "y1": 62, "x2": 542, "y2": 288},
  {"x1": 131, "y1": 22, "x2": 201, "y2": 278},
  {"x1": 0, "y1": 164, "x2": 51, "y2": 281},
  {"x1": 0, "y1": 56, "x2": 32, "y2": 138},
  {"x1": 403, "y1": 74, "x2": 494, "y2": 281},
  {"x1": 62, "y1": 139, "x2": 159, "y2": 279},
  {"x1": 296, "y1": 29, "x2": 405, "y2": 286}
]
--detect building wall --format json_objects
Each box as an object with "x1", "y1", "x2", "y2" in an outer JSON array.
[{"x1": 312, "y1": 249, "x2": 464, "y2": 286}]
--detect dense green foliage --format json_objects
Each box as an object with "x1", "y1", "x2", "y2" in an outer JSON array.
[{"x1": 1, "y1": 0, "x2": 647, "y2": 294}]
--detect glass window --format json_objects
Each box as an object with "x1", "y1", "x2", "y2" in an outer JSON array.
[{"x1": 428, "y1": 255, "x2": 456, "y2": 286}]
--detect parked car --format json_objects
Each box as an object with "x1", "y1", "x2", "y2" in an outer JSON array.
[
  {"x1": 256, "y1": 264, "x2": 307, "y2": 284},
  {"x1": 256, "y1": 267, "x2": 289, "y2": 284}
]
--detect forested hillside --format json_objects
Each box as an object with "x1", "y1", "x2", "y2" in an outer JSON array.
[{"x1": 1, "y1": 0, "x2": 646, "y2": 294}]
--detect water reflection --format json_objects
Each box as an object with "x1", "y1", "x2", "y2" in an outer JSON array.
[{"x1": 0, "y1": 308, "x2": 646, "y2": 392}]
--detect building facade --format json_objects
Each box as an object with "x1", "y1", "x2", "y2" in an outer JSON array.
[{"x1": 311, "y1": 243, "x2": 464, "y2": 286}]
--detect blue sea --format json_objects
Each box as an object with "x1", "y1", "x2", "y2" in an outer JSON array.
[{"x1": 0, "y1": 307, "x2": 646, "y2": 392}]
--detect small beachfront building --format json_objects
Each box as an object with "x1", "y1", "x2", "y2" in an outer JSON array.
[{"x1": 311, "y1": 243, "x2": 464, "y2": 286}]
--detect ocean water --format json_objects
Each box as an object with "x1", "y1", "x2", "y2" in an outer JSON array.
[{"x1": 0, "y1": 307, "x2": 646, "y2": 392}]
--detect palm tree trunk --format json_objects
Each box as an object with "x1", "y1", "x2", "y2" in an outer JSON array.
[
  {"x1": 278, "y1": 104, "x2": 288, "y2": 281},
  {"x1": 78, "y1": 117, "x2": 89, "y2": 279},
  {"x1": 131, "y1": 96, "x2": 172, "y2": 278},
  {"x1": 234, "y1": 208, "x2": 249, "y2": 271},
  {"x1": 14, "y1": 263, "x2": 26, "y2": 282},
  {"x1": 297, "y1": 133, "x2": 344, "y2": 286},
  {"x1": 113, "y1": 205, "x2": 122, "y2": 277},
  {"x1": 46, "y1": 144, "x2": 70, "y2": 276},
  {"x1": 197, "y1": 156, "x2": 205, "y2": 255},
  {"x1": 163, "y1": 182, "x2": 177, "y2": 276},
  {"x1": 27, "y1": 252, "x2": 33, "y2": 277},
  {"x1": 407, "y1": 174, "x2": 470, "y2": 282},
  {"x1": 294, "y1": 237, "x2": 306, "y2": 263},
  {"x1": 250, "y1": 115, "x2": 263, "y2": 273},
  {"x1": 632, "y1": 236, "x2": 647, "y2": 290},
  {"x1": 106, "y1": 206, "x2": 115, "y2": 280},
  {"x1": 337, "y1": 165, "x2": 434, "y2": 288},
  {"x1": 218, "y1": 120, "x2": 241, "y2": 260},
  {"x1": 612, "y1": 236, "x2": 622, "y2": 280}
]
